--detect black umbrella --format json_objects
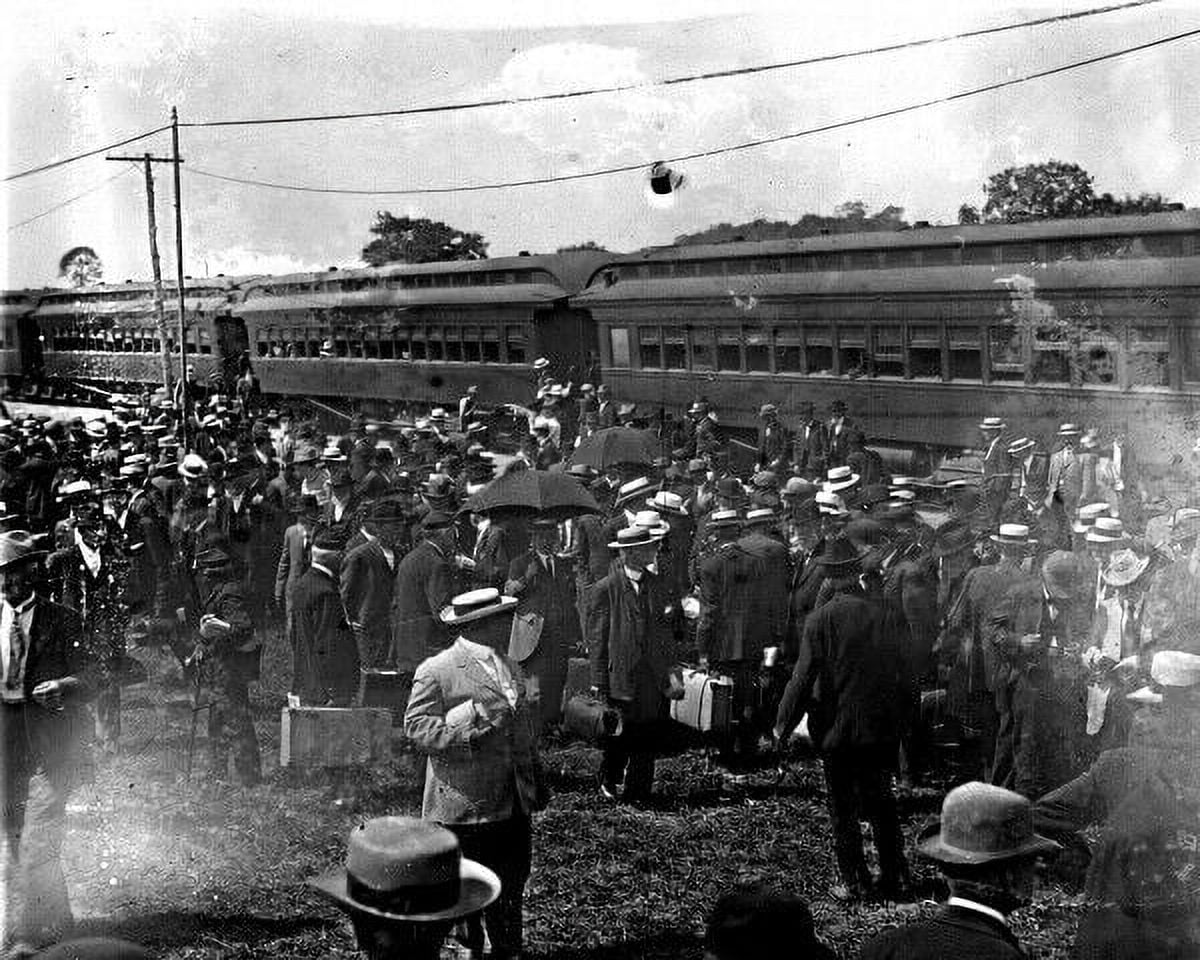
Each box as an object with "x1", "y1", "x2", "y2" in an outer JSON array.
[
  {"x1": 459, "y1": 468, "x2": 600, "y2": 520},
  {"x1": 570, "y1": 427, "x2": 658, "y2": 470}
]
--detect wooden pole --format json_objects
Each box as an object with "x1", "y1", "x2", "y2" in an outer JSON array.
[
  {"x1": 142, "y1": 155, "x2": 173, "y2": 393},
  {"x1": 171, "y1": 106, "x2": 189, "y2": 450}
]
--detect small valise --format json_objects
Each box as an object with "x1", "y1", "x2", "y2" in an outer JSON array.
[{"x1": 670, "y1": 668, "x2": 733, "y2": 733}]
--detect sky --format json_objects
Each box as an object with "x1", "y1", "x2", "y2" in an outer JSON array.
[{"x1": 3, "y1": 0, "x2": 1199, "y2": 288}]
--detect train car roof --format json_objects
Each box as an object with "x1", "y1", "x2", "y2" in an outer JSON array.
[
  {"x1": 575, "y1": 256, "x2": 1200, "y2": 303},
  {"x1": 583, "y1": 211, "x2": 1200, "y2": 283},
  {"x1": 237, "y1": 285, "x2": 573, "y2": 314},
  {"x1": 0, "y1": 290, "x2": 41, "y2": 317},
  {"x1": 30, "y1": 276, "x2": 249, "y2": 299},
  {"x1": 237, "y1": 251, "x2": 609, "y2": 296}
]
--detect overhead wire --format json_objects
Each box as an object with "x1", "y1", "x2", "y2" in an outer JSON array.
[
  {"x1": 6, "y1": 165, "x2": 139, "y2": 232},
  {"x1": 178, "y1": 0, "x2": 1161, "y2": 128},
  {"x1": 184, "y1": 26, "x2": 1200, "y2": 197},
  {"x1": 2, "y1": 125, "x2": 170, "y2": 184}
]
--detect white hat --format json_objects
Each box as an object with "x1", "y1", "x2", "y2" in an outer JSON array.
[
  {"x1": 1086, "y1": 517, "x2": 1128, "y2": 545},
  {"x1": 824, "y1": 466, "x2": 860, "y2": 492},
  {"x1": 631, "y1": 510, "x2": 669, "y2": 536},
  {"x1": 979, "y1": 417, "x2": 1007, "y2": 431},
  {"x1": 1006, "y1": 437, "x2": 1035, "y2": 456},
  {"x1": 607, "y1": 525, "x2": 666, "y2": 550},
  {"x1": 1073, "y1": 502, "x2": 1111, "y2": 533},
  {"x1": 990, "y1": 523, "x2": 1033, "y2": 546},
  {"x1": 815, "y1": 489, "x2": 848, "y2": 516},
  {"x1": 1057, "y1": 423, "x2": 1082, "y2": 437},
  {"x1": 646, "y1": 490, "x2": 688, "y2": 516},
  {"x1": 1150, "y1": 650, "x2": 1200, "y2": 688},
  {"x1": 178, "y1": 453, "x2": 208, "y2": 479},
  {"x1": 439, "y1": 588, "x2": 518, "y2": 626},
  {"x1": 615, "y1": 476, "x2": 656, "y2": 505},
  {"x1": 744, "y1": 507, "x2": 777, "y2": 526},
  {"x1": 533, "y1": 357, "x2": 550, "y2": 370}
]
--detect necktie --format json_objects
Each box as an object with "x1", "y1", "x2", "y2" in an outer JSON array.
[{"x1": 4, "y1": 609, "x2": 25, "y2": 699}]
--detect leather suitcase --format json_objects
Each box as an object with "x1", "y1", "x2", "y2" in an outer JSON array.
[
  {"x1": 670, "y1": 668, "x2": 733, "y2": 733},
  {"x1": 562, "y1": 694, "x2": 620, "y2": 743},
  {"x1": 280, "y1": 706, "x2": 392, "y2": 768},
  {"x1": 360, "y1": 668, "x2": 411, "y2": 725}
]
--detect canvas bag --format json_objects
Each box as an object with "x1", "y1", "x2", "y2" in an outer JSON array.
[{"x1": 508, "y1": 611, "x2": 544, "y2": 662}]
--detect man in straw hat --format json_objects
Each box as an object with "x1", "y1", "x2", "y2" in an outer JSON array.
[
  {"x1": 1045, "y1": 423, "x2": 1084, "y2": 549},
  {"x1": 1, "y1": 530, "x2": 94, "y2": 952},
  {"x1": 860, "y1": 782, "x2": 1058, "y2": 959},
  {"x1": 774, "y1": 536, "x2": 912, "y2": 902},
  {"x1": 977, "y1": 417, "x2": 1010, "y2": 526},
  {"x1": 939, "y1": 523, "x2": 1037, "y2": 781},
  {"x1": 406, "y1": 587, "x2": 549, "y2": 960},
  {"x1": 312, "y1": 816, "x2": 500, "y2": 960},
  {"x1": 589, "y1": 523, "x2": 679, "y2": 804}
]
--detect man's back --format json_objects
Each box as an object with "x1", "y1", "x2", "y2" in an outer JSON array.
[{"x1": 858, "y1": 904, "x2": 1024, "y2": 960}]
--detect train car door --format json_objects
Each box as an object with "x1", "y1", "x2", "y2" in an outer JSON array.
[
  {"x1": 215, "y1": 315, "x2": 250, "y2": 392},
  {"x1": 533, "y1": 305, "x2": 598, "y2": 383}
]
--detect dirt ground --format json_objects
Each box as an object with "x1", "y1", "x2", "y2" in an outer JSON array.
[{"x1": 51, "y1": 638, "x2": 1087, "y2": 959}]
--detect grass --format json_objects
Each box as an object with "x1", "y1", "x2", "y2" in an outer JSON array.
[{"x1": 52, "y1": 638, "x2": 1088, "y2": 959}]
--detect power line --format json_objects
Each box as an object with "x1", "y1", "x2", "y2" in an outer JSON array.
[
  {"x1": 185, "y1": 26, "x2": 1200, "y2": 198},
  {"x1": 179, "y1": 0, "x2": 1159, "y2": 129},
  {"x1": 6, "y1": 166, "x2": 138, "y2": 232},
  {"x1": 3, "y1": 125, "x2": 170, "y2": 184}
]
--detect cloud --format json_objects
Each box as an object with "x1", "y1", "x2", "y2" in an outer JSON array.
[{"x1": 197, "y1": 246, "x2": 338, "y2": 278}]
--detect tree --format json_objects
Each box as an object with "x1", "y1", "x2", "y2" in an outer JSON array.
[
  {"x1": 556, "y1": 241, "x2": 610, "y2": 253},
  {"x1": 982, "y1": 161, "x2": 1096, "y2": 223},
  {"x1": 58, "y1": 245, "x2": 103, "y2": 287},
  {"x1": 957, "y1": 204, "x2": 981, "y2": 225},
  {"x1": 1091, "y1": 191, "x2": 1175, "y2": 217},
  {"x1": 361, "y1": 213, "x2": 487, "y2": 266},
  {"x1": 672, "y1": 201, "x2": 909, "y2": 246}
]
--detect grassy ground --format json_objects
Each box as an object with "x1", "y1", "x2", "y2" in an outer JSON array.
[{"x1": 55, "y1": 638, "x2": 1088, "y2": 959}]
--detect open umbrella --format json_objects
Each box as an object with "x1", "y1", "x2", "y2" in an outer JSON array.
[
  {"x1": 570, "y1": 427, "x2": 658, "y2": 470},
  {"x1": 460, "y1": 468, "x2": 600, "y2": 520}
]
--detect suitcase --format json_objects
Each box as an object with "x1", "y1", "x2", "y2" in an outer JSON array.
[
  {"x1": 360, "y1": 669, "x2": 411, "y2": 725},
  {"x1": 280, "y1": 706, "x2": 393, "y2": 768},
  {"x1": 670, "y1": 668, "x2": 733, "y2": 733},
  {"x1": 562, "y1": 694, "x2": 620, "y2": 743},
  {"x1": 561, "y1": 657, "x2": 593, "y2": 711}
]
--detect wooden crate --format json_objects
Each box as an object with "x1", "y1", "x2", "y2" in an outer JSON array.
[{"x1": 280, "y1": 706, "x2": 393, "y2": 768}]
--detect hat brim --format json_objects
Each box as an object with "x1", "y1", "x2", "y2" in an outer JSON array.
[
  {"x1": 645, "y1": 498, "x2": 687, "y2": 516},
  {"x1": 440, "y1": 595, "x2": 518, "y2": 626},
  {"x1": 607, "y1": 530, "x2": 666, "y2": 549},
  {"x1": 917, "y1": 832, "x2": 1060, "y2": 866},
  {"x1": 825, "y1": 475, "x2": 860, "y2": 492},
  {"x1": 0, "y1": 549, "x2": 48, "y2": 571},
  {"x1": 614, "y1": 487, "x2": 654, "y2": 506},
  {"x1": 310, "y1": 858, "x2": 500, "y2": 923},
  {"x1": 989, "y1": 534, "x2": 1034, "y2": 547}
]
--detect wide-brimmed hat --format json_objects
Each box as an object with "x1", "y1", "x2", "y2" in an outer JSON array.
[
  {"x1": 311, "y1": 817, "x2": 499, "y2": 923},
  {"x1": 1086, "y1": 516, "x2": 1128, "y2": 545},
  {"x1": 1150, "y1": 650, "x2": 1200, "y2": 688},
  {"x1": 1073, "y1": 502, "x2": 1111, "y2": 534},
  {"x1": 84, "y1": 420, "x2": 107, "y2": 440},
  {"x1": 178, "y1": 453, "x2": 209, "y2": 479},
  {"x1": 1006, "y1": 437, "x2": 1035, "y2": 457},
  {"x1": 1057, "y1": 422, "x2": 1082, "y2": 437},
  {"x1": 532, "y1": 356, "x2": 550, "y2": 370},
  {"x1": 631, "y1": 510, "x2": 670, "y2": 536},
  {"x1": 744, "y1": 507, "x2": 777, "y2": 527},
  {"x1": 0, "y1": 530, "x2": 47, "y2": 570},
  {"x1": 440, "y1": 588, "x2": 517, "y2": 626},
  {"x1": 647, "y1": 490, "x2": 688, "y2": 516},
  {"x1": 816, "y1": 536, "x2": 860, "y2": 570},
  {"x1": 990, "y1": 523, "x2": 1033, "y2": 547},
  {"x1": 918, "y1": 782, "x2": 1059, "y2": 866},
  {"x1": 814, "y1": 490, "x2": 848, "y2": 517},
  {"x1": 608, "y1": 525, "x2": 666, "y2": 550},
  {"x1": 614, "y1": 476, "x2": 657, "y2": 506},
  {"x1": 1101, "y1": 548, "x2": 1150, "y2": 587},
  {"x1": 979, "y1": 417, "x2": 1007, "y2": 432},
  {"x1": 824, "y1": 466, "x2": 859, "y2": 493},
  {"x1": 888, "y1": 488, "x2": 916, "y2": 503}
]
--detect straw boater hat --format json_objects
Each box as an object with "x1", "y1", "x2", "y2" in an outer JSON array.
[
  {"x1": 824, "y1": 466, "x2": 860, "y2": 493},
  {"x1": 744, "y1": 507, "x2": 777, "y2": 527},
  {"x1": 706, "y1": 508, "x2": 741, "y2": 529},
  {"x1": 439, "y1": 588, "x2": 518, "y2": 626},
  {"x1": 312, "y1": 816, "x2": 499, "y2": 923},
  {"x1": 918, "y1": 782, "x2": 1059, "y2": 866},
  {"x1": 608, "y1": 525, "x2": 666, "y2": 550},
  {"x1": 1073, "y1": 502, "x2": 1111, "y2": 534},
  {"x1": 533, "y1": 357, "x2": 550, "y2": 371},
  {"x1": 614, "y1": 476, "x2": 657, "y2": 506},
  {"x1": 889, "y1": 489, "x2": 916, "y2": 503},
  {"x1": 646, "y1": 490, "x2": 688, "y2": 516},
  {"x1": 631, "y1": 510, "x2": 670, "y2": 537},
  {"x1": 177, "y1": 453, "x2": 209, "y2": 479},
  {"x1": 1057, "y1": 423, "x2": 1082, "y2": 438},
  {"x1": 1101, "y1": 548, "x2": 1150, "y2": 588},
  {"x1": 1086, "y1": 516, "x2": 1128, "y2": 546},
  {"x1": 815, "y1": 490, "x2": 848, "y2": 517},
  {"x1": 758, "y1": 403, "x2": 778, "y2": 417},
  {"x1": 0, "y1": 530, "x2": 47, "y2": 570},
  {"x1": 979, "y1": 417, "x2": 1007, "y2": 432},
  {"x1": 990, "y1": 523, "x2": 1034, "y2": 548},
  {"x1": 1006, "y1": 437, "x2": 1035, "y2": 457}
]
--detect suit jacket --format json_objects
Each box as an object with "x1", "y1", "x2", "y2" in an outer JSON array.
[
  {"x1": 292, "y1": 566, "x2": 358, "y2": 705},
  {"x1": 757, "y1": 420, "x2": 790, "y2": 468},
  {"x1": 274, "y1": 522, "x2": 310, "y2": 622},
  {"x1": 471, "y1": 522, "x2": 510, "y2": 590},
  {"x1": 1046, "y1": 447, "x2": 1083, "y2": 508},
  {"x1": 1014, "y1": 449, "x2": 1050, "y2": 504},
  {"x1": 340, "y1": 539, "x2": 396, "y2": 665},
  {"x1": 857, "y1": 904, "x2": 1025, "y2": 960},
  {"x1": 792, "y1": 420, "x2": 829, "y2": 477},
  {"x1": 697, "y1": 534, "x2": 788, "y2": 662},
  {"x1": 506, "y1": 550, "x2": 581, "y2": 724},
  {"x1": 391, "y1": 540, "x2": 454, "y2": 673},
  {"x1": 595, "y1": 400, "x2": 617, "y2": 431},
  {"x1": 405, "y1": 638, "x2": 548, "y2": 824},
  {"x1": 775, "y1": 584, "x2": 910, "y2": 751},
  {"x1": 826, "y1": 418, "x2": 856, "y2": 467}
]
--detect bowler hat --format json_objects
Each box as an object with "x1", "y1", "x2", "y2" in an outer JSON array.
[
  {"x1": 419, "y1": 510, "x2": 454, "y2": 531},
  {"x1": 439, "y1": 587, "x2": 517, "y2": 626},
  {"x1": 815, "y1": 536, "x2": 860, "y2": 570},
  {"x1": 311, "y1": 816, "x2": 499, "y2": 923},
  {"x1": 918, "y1": 781, "x2": 1059, "y2": 865},
  {"x1": 0, "y1": 530, "x2": 47, "y2": 570}
]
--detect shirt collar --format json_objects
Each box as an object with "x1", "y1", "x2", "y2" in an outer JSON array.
[
  {"x1": 946, "y1": 896, "x2": 1009, "y2": 928},
  {"x1": 5, "y1": 593, "x2": 36, "y2": 615},
  {"x1": 623, "y1": 565, "x2": 644, "y2": 583},
  {"x1": 311, "y1": 562, "x2": 335, "y2": 579}
]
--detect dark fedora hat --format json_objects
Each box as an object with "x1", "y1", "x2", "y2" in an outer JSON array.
[
  {"x1": 933, "y1": 522, "x2": 976, "y2": 558},
  {"x1": 918, "y1": 782, "x2": 1059, "y2": 866},
  {"x1": 0, "y1": 529, "x2": 47, "y2": 570},
  {"x1": 815, "y1": 535, "x2": 861, "y2": 570},
  {"x1": 367, "y1": 497, "x2": 410, "y2": 524},
  {"x1": 312, "y1": 817, "x2": 499, "y2": 923}
]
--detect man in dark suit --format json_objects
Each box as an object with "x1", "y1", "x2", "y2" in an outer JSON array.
[
  {"x1": 504, "y1": 518, "x2": 581, "y2": 730},
  {"x1": 292, "y1": 532, "x2": 359, "y2": 706},
  {"x1": 858, "y1": 782, "x2": 1057, "y2": 960},
  {"x1": 1, "y1": 530, "x2": 95, "y2": 951},
  {"x1": 341, "y1": 497, "x2": 405, "y2": 675},
  {"x1": 391, "y1": 512, "x2": 457, "y2": 683},
  {"x1": 594, "y1": 384, "x2": 616, "y2": 431},
  {"x1": 589, "y1": 525, "x2": 679, "y2": 803},
  {"x1": 755, "y1": 403, "x2": 790, "y2": 473},
  {"x1": 791, "y1": 401, "x2": 828, "y2": 479},
  {"x1": 825, "y1": 400, "x2": 855, "y2": 468},
  {"x1": 774, "y1": 536, "x2": 911, "y2": 901}
]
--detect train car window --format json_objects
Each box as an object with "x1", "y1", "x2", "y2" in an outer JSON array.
[
  {"x1": 427, "y1": 326, "x2": 445, "y2": 361},
  {"x1": 784, "y1": 254, "x2": 810, "y2": 273},
  {"x1": 306, "y1": 330, "x2": 321, "y2": 357},
  {"x1": 999, "y1": 243, "x2": 1038, "y2": 265},
  {"x1": 468, "y1": 273, "x2": 486, "y2": 287},
  {"x1": 1031, "y1": 326, "x2": 1069, "y2": 384},
  {"x1": 662, "y1": 330, "x2": 686, "y2": 369},
  {"x1": 872, "y1": 326, "x2": 904, "y2": 377},
  {"x1": 947, "y1": 326, "x2": 982, "y2": 381},
  {"x1": 461, "y1": 326, "x2": 481, "y2": 363},
  {"x1": 673, "y1": 261, "x2": 700, "y2": 279},
  {"x1": 1140, "y1": 234, "x2": 1188, "y2": 257},
  {"x1": 987, "y1": 325, "x2": 1024, "y2": 381},
  {"x1": 963, "y1": 245, "x2": 998, "y2": 266},
  {"x1": 481, "y1": 328, "x2": 500, "y2": 363},
  {"x1": 1183, "y1": 326, "x2": 1200, "y2": 383},
  {"x1": 647, "y1": 263, "x2": 673, "y2": 279},
  {"x1": 445, "y1": 328, "x2": 463, "y2": 362},
  {"x1": 845, "y1": 251, "x2": 881, "y2": 270},
  {"x1": 364, "y1": 327, "x2": 381, "y2": 359},
  {"x1": 430, "y1": 275, "x2": 449, "y2": 289},
  {"x1": 638, "y1": 326, "x2": 662, "y2": 369},
  {"x1": 415, "y1": 275, "x2": 433, "y2": 289},
  {"x1": 696, "y1": 261, "x2": 725, "y2": 277},
  {"x1": 805, "y1": 325, "x2": 833, "y2": 375},
  {"x1": 1077, "y1": 324, "x2": 1121, "y2": 385},
  {"x1": 908, "y1": 324, "x2": 942, "y2": 379},
  {"x1": 716, "y1": 331, "x2": 741, "y2": 372},
  {"x1": 378, "y1": 330, "x2": 396, "y2": 360},
  {"x1": 837, "y1": 325, "x2": 867, "y2": 377},
  {"x1": 759, "y1": 257, "x2": 783, "y2": 274},
  {"x1": 197, "y1": 328, "x2": 213, "y2": 355},
  {"x1": 921, "y1": 247, "x2": 958, "y2": 267},
  {"x1": 745, "y1": 328, "x2": 770, "y2": 371},
  {"x1": 505, "y1": 326, "x2": 527, "y2": 365},
  {"x1": 1128, "y1": 324, "x2": 1171, "y2": 387},
  {"x1": 609, "y1": 328, "x2": 631, "y2": 368},
  {"x1": 813, "y1": 253, "x2": 841, "y2": 272},
  {"x1": 690, "y1": 329, "x2": 715, "y2": 371},
  {"x1": 409, "y1": 328, "x2": 426, "y2": 361}
]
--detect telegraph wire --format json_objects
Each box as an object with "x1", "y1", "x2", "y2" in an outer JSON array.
[
  {"x1": 184, "y1": 26, "x2": 1200, "y2": 198},
  {"x1": 2, "y1": 126, "x2": 170, "y2": 184},
  {"x1": 179, "y1": 0, "x2": 1160, "y2": 129},
  {"x1": 6, "y1": 165, "x2": 138, "y2": 232}
]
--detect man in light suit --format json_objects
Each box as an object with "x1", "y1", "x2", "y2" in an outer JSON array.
[
  {"x1": 405, "y1": 588, "x2": 549, "y2": 960},
  {"x1": 1044, "y1": 423, "x2": 1083, "y2": 550}
]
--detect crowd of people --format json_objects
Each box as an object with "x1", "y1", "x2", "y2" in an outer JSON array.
[{"x1": 1, "y1": 360, "x2": 1198, "y2": 959}]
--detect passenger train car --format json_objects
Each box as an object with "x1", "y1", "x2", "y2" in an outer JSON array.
[{"x1": 576, "y1": 211, "x2": 1200, "y2": 462}]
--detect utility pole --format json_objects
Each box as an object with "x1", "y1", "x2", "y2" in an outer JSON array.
[
  {"x1": 171, "y1": 107, "x2": 190, "y2": 451},
  {"x1": 106, "y1": 153, "x2": 177, "y2": 393}
]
